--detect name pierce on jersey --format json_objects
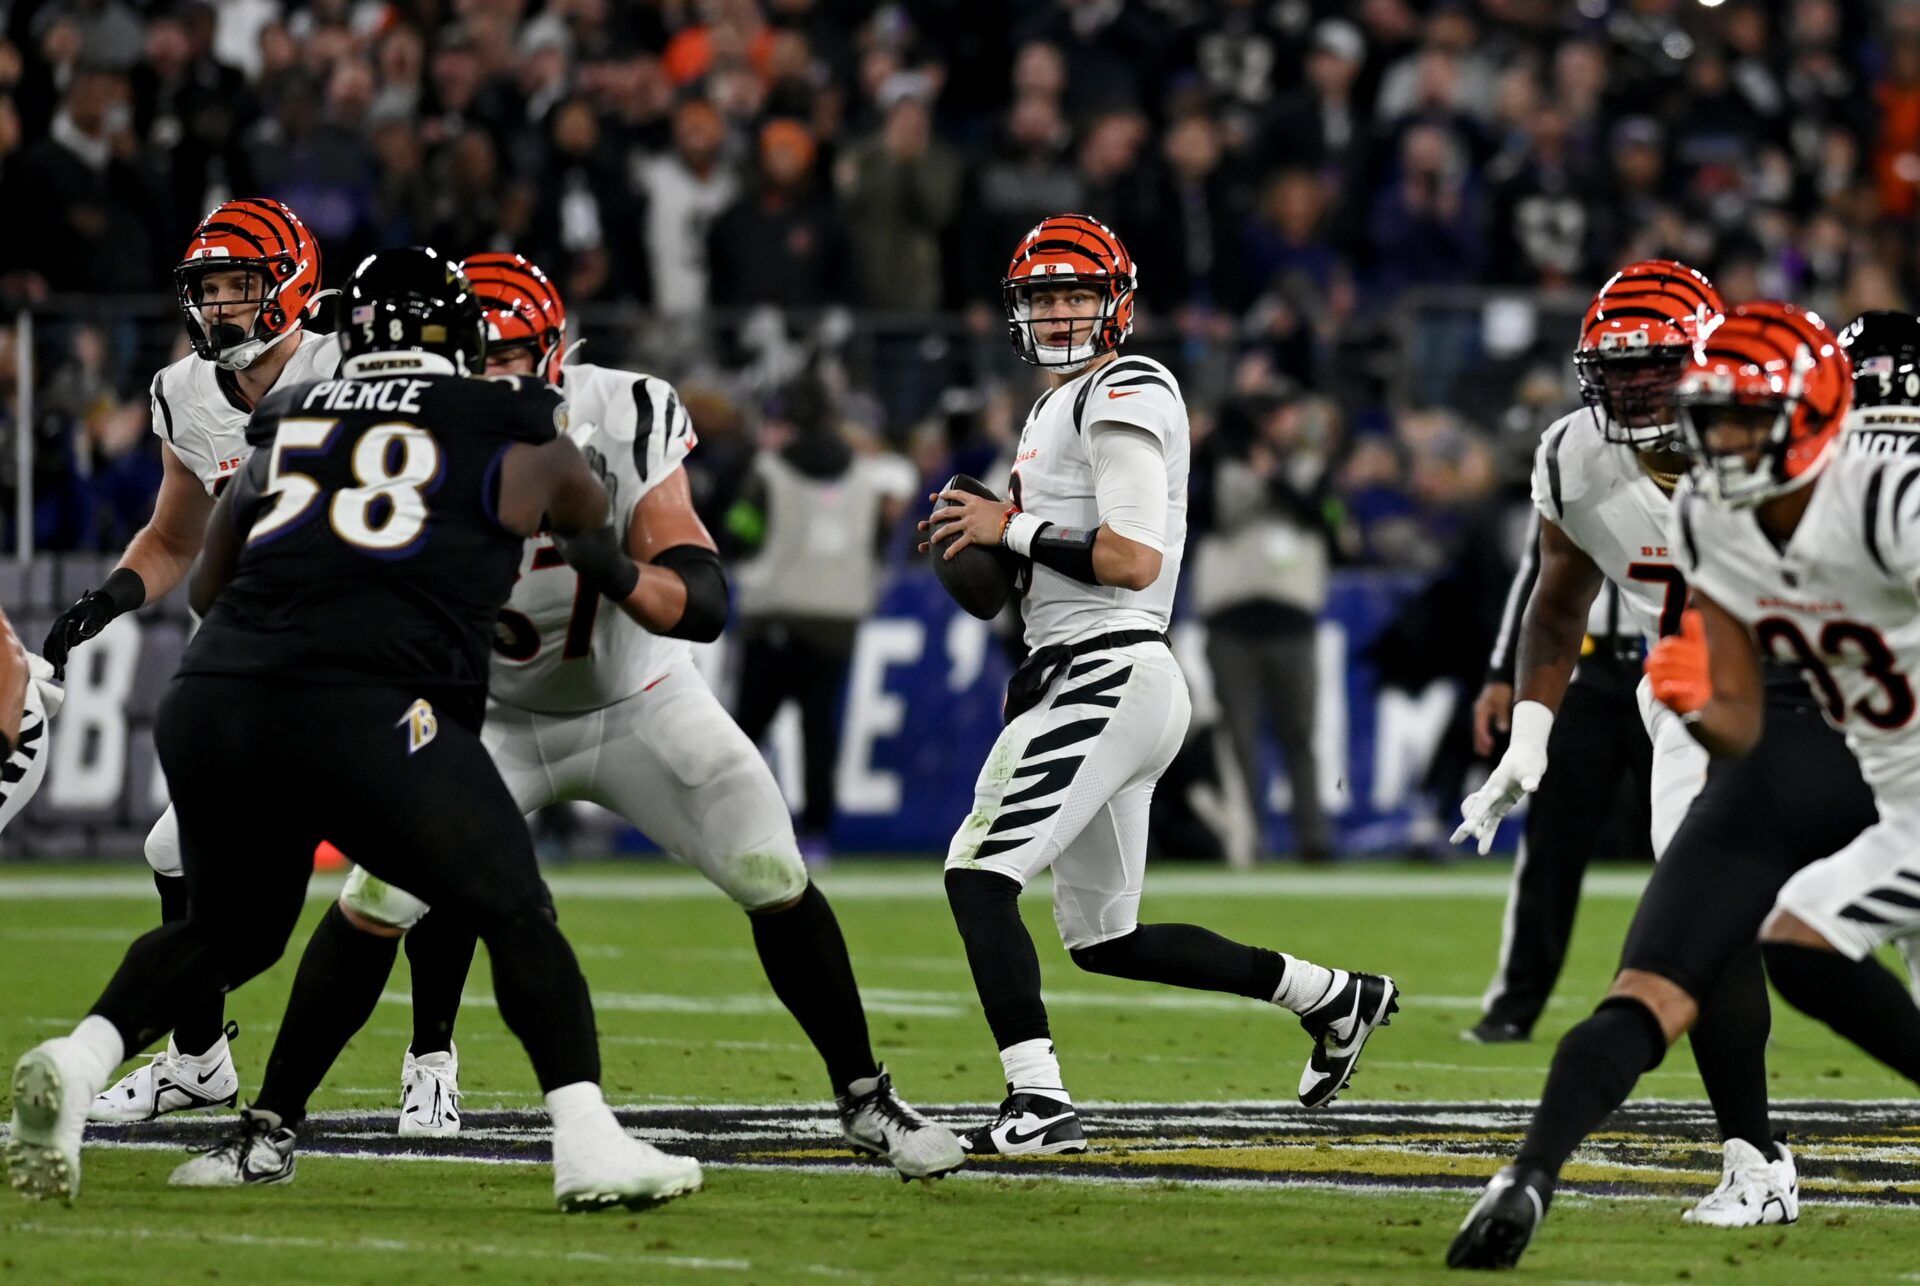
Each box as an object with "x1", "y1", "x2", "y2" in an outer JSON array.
[{"x1": 301, "y1": 377, "x2": 431, "y2": 415}]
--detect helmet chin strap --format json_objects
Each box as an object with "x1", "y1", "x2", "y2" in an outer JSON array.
[{"x1": 211, "y1": 324, "x2": 295, "y2": 372}]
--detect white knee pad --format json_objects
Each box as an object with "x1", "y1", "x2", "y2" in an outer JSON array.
[
  {"x1": 144, "y1": 806, "x2": 183, "y2": 878},
  {"x1": 339, "y1": 864, "x2": 432, "y2": 931},
  {"x1": 715, "y1": 842, "x2": 809, "y2": 910}
]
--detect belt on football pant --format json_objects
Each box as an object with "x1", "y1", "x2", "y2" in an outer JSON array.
[{"x1": 1003, "y1": 629, "x2": 1170, "y2": 724}]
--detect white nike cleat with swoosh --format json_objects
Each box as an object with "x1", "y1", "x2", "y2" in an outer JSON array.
[
  {"x1": 959, "y1": 1091, "x2": 1088, "y2": 1156},
  {"x1": 90, "y1": 1023, "x2": 240, "y2": 1123},
  {"x1": 169, "y1": 1109, "x2": 297, "y2": 1188}
]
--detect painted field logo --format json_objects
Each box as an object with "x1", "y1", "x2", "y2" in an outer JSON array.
[{"x1": 77, "y1": 1101, "x2": 1920, "y2": 1206}]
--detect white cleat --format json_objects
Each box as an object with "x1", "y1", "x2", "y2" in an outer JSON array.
[
  {"x1": 169, "y1": 1109, "x2": 297, "y2": 1188},
  {"x1": 552, "y1": 1109, "x2": 702, "y2": 1213},
  {"x1": 6, "y1": 1039, "x2": 103, "y2": 1202},
  {"x1": 398, "y1": 1045, "x2": 461, "y2": 1138},
  {"x1": 1297, "y1": 972, "x2": 1400, "y2": 1108},
  {"x1": 837, "y1": 1066, "x2": 965, "y2": 1180},
  {"x1": 1683, "y1": 1138, "x2": 1798, "y2": 1227},
  {"x1": 89, "y1": 1024, "x2": 240, "y2": 1123}
]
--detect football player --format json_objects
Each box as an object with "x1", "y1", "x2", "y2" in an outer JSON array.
[
  {"x1": 53, "y1": 199, "x2": 340, "y2": 1126},
  {"x1": 206, "y1": 253, "x2": 962, "y2": 1181},
  {"x1": 1447, "y1": 304, "x2": 1897, "y2": 1269},
  {"x1": 0, "y1": 612, "x2": 61, "y2": 835},
  {"x1": 923, "y1": 214, "x2": 1397, "y2": 1156},
  {"x1": 1836, "y1": 310, "x2": 1920, "y2": 457},
  {"x1": 1652, "y1": 307, "x2": 1920, "y2": 1083},
  {"x1": 7, "y1": 247, "x2": 703, "y2": 1210}
]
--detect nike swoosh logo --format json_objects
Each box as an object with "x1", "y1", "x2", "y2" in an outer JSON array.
[
  {"x1": 196, "y1": 1068, "x2": 222, "y2": 1086},
  {"x1": 1002, "y1": 1113, "x2": 1074, "y2": 1146},
  {"x1": 1107, "y1": 390, "x2": 1140, "y2": 399}
]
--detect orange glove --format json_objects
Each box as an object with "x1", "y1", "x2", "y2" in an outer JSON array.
[{"x1": 1646, "y1": 608, "x2": 1712, "y2": 715}]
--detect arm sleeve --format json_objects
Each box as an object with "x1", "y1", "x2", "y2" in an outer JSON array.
[
  {"x1": 1085, "y1": 419, "x2": 1169, "y2": 553},
  {"x1": 1486, "y1": 508, "x2": 1541, "y2": 684}
]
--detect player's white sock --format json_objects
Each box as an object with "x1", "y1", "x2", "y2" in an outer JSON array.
[
  {"x1": 1272, "y1": 955, "x2": 1346, "y2": 1015},
  {"x1": 545, "y1": 1081, "x2": 612, "y2": 1131},
  {"x1": 67, "y1": 1014, "x2": 126, "y2": 1084},
  {"x1": 1000, "y1": 1038, "x2": 1070, "y2": 1102}
]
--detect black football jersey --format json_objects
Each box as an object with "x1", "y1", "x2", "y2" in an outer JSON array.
[{"x1": 180, "y1": 371, "x2": 565, "y2": 691}]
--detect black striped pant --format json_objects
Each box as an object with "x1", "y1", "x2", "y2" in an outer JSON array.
[{"x1": 945, "y1": 641, "x2": 1189, "y2": 949}]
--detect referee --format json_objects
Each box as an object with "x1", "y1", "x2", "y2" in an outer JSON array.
[{"x1": 1466, "y1": 510, "x2": 1651, "y2": 1043}]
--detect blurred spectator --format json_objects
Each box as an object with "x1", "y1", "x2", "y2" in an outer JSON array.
[
  {"x1": 637, "y1": 98, "x2": 737, "y2": 313},
  {"x1": 727, "y1": 378, "x2": 915, "y2": 854},
  {"x1": 1239, "y1": 170, "x2": 1349, "y2": 383},
  {"x1": 31, "y1": 0, "x2": 144, "y2": 73},
  {"x1": 1076, "y1": 111, "x2": 1153, "y2": 247},
  {"x1": 132, "y1": 7, "x2": 255, "y2": 249},
  {"x1": 709, "y1": 119, "x2": 850, "y2": 308},
  {"x1": 1368, "y1": 122, "x2": 1485, "y2": 297},
  {"x1": 1257, "y1": 20, "x2": 1369, "y2": 190},
  {"x1": 1140, "y1": 113, "x2": 1239, "y2": 313},
  {"x1": 1486, "y1": 105, "x2": 1601, "y2": 287},
  {"x1": 525, "y1": 97, "x2": 643, "y2": 304},
  {"x1": 1, "y1": 68, "x2": 156, "y2": 294},
  {"x1": 1016, "y1": 0, "x2": 1167, "y2": 123},
  {"x1": 839, "y1": 84, "x2": 960, "y2": 310},
  {"x1": 1191, "y1": 385, "x2": 1341, "y2": 862},
  {"x1": 967, "y1": 94, "x2": 1082, "y2": 288}
]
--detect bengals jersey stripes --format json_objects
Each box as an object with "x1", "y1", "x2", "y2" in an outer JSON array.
[{"x1": 149, "y1": 331, "x2": 340, "y2": 494}]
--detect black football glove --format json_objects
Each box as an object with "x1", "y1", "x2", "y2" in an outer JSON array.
[
  {"x1": 553, "y1": 524, "x2": 641, "y2": 602},
  {"x1": 43, "y1": 568, "x2": 146, "y2": 679}
]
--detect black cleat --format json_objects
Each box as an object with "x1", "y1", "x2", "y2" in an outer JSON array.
[
  {"x1": 1297, "y1": 972, "x2": 1399, "y2": 1107},
  {"x1": 959, "y1": 1091, "x2": 1088, "y2": 1156},
  {"x1": 1447, "y1": 1164, "x2": 1552, "y2": 1270},
  {"x1": 1461, "y1": 1018, "x2": 1530, "y2": 1045}
]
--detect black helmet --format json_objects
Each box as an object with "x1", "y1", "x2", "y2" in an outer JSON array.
[
  {"x1": 339, "y1": 246, "x2": 485, "y2": 376},
  {"x1": 1837, "y1": 310, "x2": 1920, "y2": 409}
]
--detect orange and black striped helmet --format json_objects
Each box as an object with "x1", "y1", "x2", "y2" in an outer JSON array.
[
  {"x1": 1574, "y1": 259, "x2": 1722, "y2": 447},
  {"x1": 173, "y1": 198, "x2": 323, "y2": 370},
  {"x1": 1001, "y1": 214, "x2": 1136, "y2": 372},
  {"x1": 461, "y1": 252, "x2": 568, "y2": 383},
  {"x1": 1674, "y1": 301, "x2": 1852, "y2": 509}
]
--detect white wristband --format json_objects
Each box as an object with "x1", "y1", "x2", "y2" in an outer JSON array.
[
  {"x1": 1508, "y1": 700, "x2": 1555, "y2": 753},
  {"x1": 1003, "y1": 511, "x2": 1046, "y2": 557}
]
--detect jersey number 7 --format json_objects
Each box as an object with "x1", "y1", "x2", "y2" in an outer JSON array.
[{"x1": 493, "y1": 540, "x2": 598, "y2": 662}]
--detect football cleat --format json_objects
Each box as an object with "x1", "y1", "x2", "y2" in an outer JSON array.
[
  {"x1": 1461, "y1": 1017, "x2": 1529, "y2": 1045},
  {"x1": 89, "y1": 1022, "x2": 240, "y2": 1123},
  {"x1": 1298, "y1": 972, "x2": 1399, "y2": 1107},
  {"x1": 169, "y1": 1109, "x2": 297, "y2": 1188},
  {"x1": 837, "y1": 1066, "x2": 966, "y2": 1180},
  {"x1": 7, "y1": 1039, "x2": 103, "y2": 1202},
  {"x1": 552, "y1": 1112, "x2": 702, "y2": 1212},
  {"x1": 1683, "y1": 1138, "x2": 1798, "y2": 1228},
  {"x1": 398, "y1": 1045, "x2": 461, "y2": 1138},
  {"x1": 1447, "y1": 1163, "x2": 1553, "y2": 1270},
  {"x1": 959, "y1": 1090, "x2": 1087, "y2": 1157}
]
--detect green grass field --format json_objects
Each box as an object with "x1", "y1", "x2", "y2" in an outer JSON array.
[{"x1": 2, "y1": 861, "x2": 1915, "y2": 1284}]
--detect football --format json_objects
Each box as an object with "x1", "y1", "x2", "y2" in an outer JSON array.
[{"x1": 930, "y1": 473, "x2": 1015, "y2": 620}]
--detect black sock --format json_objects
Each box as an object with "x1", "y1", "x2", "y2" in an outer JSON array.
[
  {"x1": 1516, "y1": 997, "x2": 1668, "y2": 1179},
  {"x1": 1764, "y1": 942, "x2": 1920, "y2": 1084},
  {"x1": 749, "y1": 882, "x2": 878, "y2": 1095},
  {"x1": 946, "y1": 868, "x2": 1050, "y2": 1049},
  {"x1": 253, "y1": 904, "x2": 400, "y2": 1128},
  {"x1": 1069, "y1": 924, "x2": 1285, "y2": 1000},
  {"x1": 1687, "y1": 944, "x2": 1775, "y2": 1155},
  {"x1": 155, "y1": 871, "x2": 228, "y2": 1057},
  {"x1": 404, "y1": 910, "x2": 478, "y2": 1057}
]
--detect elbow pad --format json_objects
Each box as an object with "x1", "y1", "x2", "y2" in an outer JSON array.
[{"x1": 654, "y1": 544, "x2": 729, "y2": 641}]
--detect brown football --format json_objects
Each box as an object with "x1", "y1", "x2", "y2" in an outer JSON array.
[{"x1": 931, "y1": 473, "x2": 1015, "y2": 619}]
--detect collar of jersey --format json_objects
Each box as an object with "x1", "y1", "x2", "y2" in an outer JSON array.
[{"x1": 342, "y1": 352, "x2": 458, "y2": 379}]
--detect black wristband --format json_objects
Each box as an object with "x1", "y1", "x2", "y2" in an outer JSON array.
[
  {"x1": 101, "y1": 567, "x2": 147, "y2": 616},
  {"x1": 556, "y1": 525, "x2": 641, "y2": 601},
  {"x1": 653, "y1": 544, "x2": 730, "y2": 642},
  {"x1": 1028, "y1": 522, "x2": 1101, "y2": 585}
]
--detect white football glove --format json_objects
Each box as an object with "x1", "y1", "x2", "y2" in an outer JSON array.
[{"x1": 1451, "y1": 700, "x2": 1554, "y2": 855}]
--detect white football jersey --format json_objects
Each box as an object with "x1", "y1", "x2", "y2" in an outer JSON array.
[
  {"x1": 1674, "y1": 452, "x2": 1920, "y2": 798},
  {"x1": 148, "y1": 330, "x2": 341, "y2": 493},
  {"x1": 488, "y1": 361, "x2": 697, "y2": 715},
  {"x1": 1008, "y1": 354, "x2": 1189, "y2": 649},
  {"x1": 1531, "y1": 410, "x2": 1684, "y2": 643}
]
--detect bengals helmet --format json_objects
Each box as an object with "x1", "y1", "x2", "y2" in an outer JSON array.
[
  {"x1": 1574, "y1": 259, "x2": 1722, "y2": 448},
  {"x1": 1673, "y1": 301, "x2": 1852, "y2": 509},
  {"x1": 174, "y1": 198, "x2": 323, "y2": 370},
  {"x1": 1001, "y1": 213, "x2": 1136, "y2": 373},
  {"x1": 461, "y1": 252, "x2": 568, "y2": 383}
]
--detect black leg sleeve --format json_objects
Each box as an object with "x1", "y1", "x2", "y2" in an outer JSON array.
[
  {"x1": 1764, "y1": 942, "x2": 1920, "y2": 1085},
  {"x1": 154, "y1": 870, "x2": 231, "y2": 1057},
  {"x1": 946, "y1": 868, "x2": 1051, "y2": 1049},
  {"x1": 1515, "y1": 997, "x2": 1668, "y2": 1180},
  {"x1": 404, "y1": 909, "x2": 479, "y2": 1057},
  {"x1": 253, "y1": 904, "x2": 401, "y2": 1128},
  {"x1": 749, "y1": 883, "x2": 878, "y2": 1094},
  {"x1": 1686, "y1": 944, "x2": 1775, "y2": 1153},
  {"x1": 1070, "y1": 924, "x2": 1284, "y2": 1000}
]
